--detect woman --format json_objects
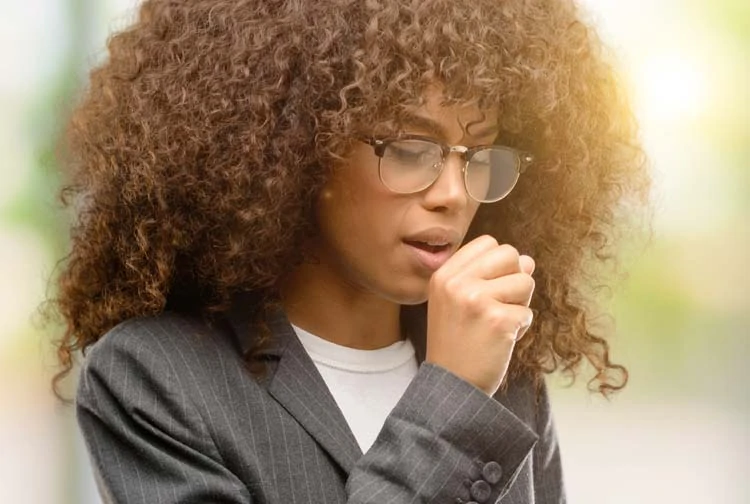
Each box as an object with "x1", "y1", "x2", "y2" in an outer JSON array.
[{"x1": 51, "y1": 0, "x2": 649, "y2": 502}]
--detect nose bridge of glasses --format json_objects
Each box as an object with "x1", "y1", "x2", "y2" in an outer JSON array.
[
  {"x1": 439, "y1": 144, "x2": 469, "y2": 170},
  {"x1": 432, "y1": 145, "x2": 469, "y2": 195},
  {"x1": 446, "y1": 145, "x2": 469, "y2": 161}
]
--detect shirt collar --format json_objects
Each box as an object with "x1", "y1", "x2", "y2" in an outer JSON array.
[{"x1": 224, "y1": 290, "x2": 427, "y2": 364}]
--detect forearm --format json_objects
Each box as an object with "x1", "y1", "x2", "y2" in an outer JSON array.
[{"x1": 347, "y1": 363, "x2": 539, "y2": 503}]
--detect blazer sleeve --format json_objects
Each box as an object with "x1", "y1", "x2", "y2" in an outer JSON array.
[
  {"x1": 346, "y1": 363, "x2": 541, "y2": 504},
  {"x1": 76, "y1": 330, "x2": 252, "y2": 504},
  {"x1": 532, "y1": 380, "x2": 566, "y2": 504}
]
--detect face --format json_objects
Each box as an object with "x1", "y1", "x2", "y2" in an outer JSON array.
[{"x1": 312, "y1": 87, "x2": 499, "y2": 305}]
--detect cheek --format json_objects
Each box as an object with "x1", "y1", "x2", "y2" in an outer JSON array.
[
  {"x1": 323, "y1": 147, "x2": 399, "y2": 219},
  {"x1": 318, "y1": 180, "x2": 401, "y2": 245},
  {"x1": 321, "y1": 149, "x2": 377, "y2": 205},
  {"x1": 317, "y1": 159, "x2": 399, "y2": 246}
]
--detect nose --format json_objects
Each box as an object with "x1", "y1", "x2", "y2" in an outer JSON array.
[{"x1": 421, "y1": 151, "x2": 469, "y2": 212}]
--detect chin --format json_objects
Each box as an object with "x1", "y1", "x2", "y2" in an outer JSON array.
[
  {"x1": 398, "y1": 296, "x2": 429, "y2": 306},
  {"x1": 381, "y1": 277, "x2": 430, "y2": 305}
]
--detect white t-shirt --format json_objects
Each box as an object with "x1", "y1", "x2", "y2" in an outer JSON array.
[{"x1": 292, "y1": 324, "x2": 419, "y2": 453}]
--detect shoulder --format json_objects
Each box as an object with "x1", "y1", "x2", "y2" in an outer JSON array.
[
  {"x1": 75, "y1": 313, "x2": 238, "y2": 476},
  {"x1": 77, "y1": 311, "x2": 247, "y2": 406},
  {"x1": 82, "y1": 311, "x2": 237, "y2": 371}
]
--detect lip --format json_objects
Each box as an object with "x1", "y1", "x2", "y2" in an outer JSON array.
[
  {"x1": 402, "y1": 227, "x2": 462, "y2": 272},
  {"x1": 403, "y1": 242, "x2": 454, "y2": 271},
  {"x1": 403, "y1": 227, "x2": 462, "y2": 247}
]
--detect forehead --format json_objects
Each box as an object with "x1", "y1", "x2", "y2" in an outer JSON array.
[
  {"x1": 423, "y1": 85, "x2": 497, "y2": 121},
  {"x1": 391, "y1": 85, "x2": 499, "y2": 140}
]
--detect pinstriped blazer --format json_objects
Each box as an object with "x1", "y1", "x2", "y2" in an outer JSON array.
[{"x1": 76, "y1": 301, "x2": 566, "y2": 503}]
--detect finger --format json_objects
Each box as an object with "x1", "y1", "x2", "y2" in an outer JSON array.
[
  {"x1": 463, "y1": 243, "x2": 521, "y2": 280},
  {"x1": 438, "y1": 234, "x2": 499, "y2": 276},
  {"x1": 515, "y1": 319, "x2": 533, "y2": 342},
  {"x1": 519, "y1": 255, "x2": 535, "y2": 275},
  {"x1": 481, "y1": 273, "x2": 535, "y2": 306},
  {"x1": 485, "y1": 303, "x2": 534, "y2": 340}
]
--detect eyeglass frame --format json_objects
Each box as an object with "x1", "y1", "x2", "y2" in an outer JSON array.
[{"x1": 359, "y1": 134, "x2": 534, "y2": 203}]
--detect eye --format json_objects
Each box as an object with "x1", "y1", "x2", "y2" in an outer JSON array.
[
  {"x1": 469, "y1": 150, "x2": 492, "y2": 167},
  {"x1": 389, "y1": 144, "x2": 428, "y2": 161},
  {"x1": 384, "y1": 140, "x2": 442, "y2": 165}
]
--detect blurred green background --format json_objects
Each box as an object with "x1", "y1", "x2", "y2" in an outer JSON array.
[{"x1": 0, "y1": 0, "x2": 747, "y2": 503}]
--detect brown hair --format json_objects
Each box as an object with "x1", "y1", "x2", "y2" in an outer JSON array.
[{"x1": 49, "y1": 0, "x2": 650, "y2": 397}]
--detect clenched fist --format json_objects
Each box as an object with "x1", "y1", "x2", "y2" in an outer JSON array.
[{"x1": 425, "y1": 235, "x2": 536, "y2": 396}]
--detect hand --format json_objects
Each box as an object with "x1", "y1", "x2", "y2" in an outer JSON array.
[{"x1": 425, "y1": 235, "x2": 536, "y2": 396}]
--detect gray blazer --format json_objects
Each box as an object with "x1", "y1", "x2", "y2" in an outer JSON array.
[{"x1": 76, "y1": 301, "x2": 566, "y2": 503}]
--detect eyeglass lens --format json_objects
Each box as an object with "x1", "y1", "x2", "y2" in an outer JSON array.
[{"x1": 379, "y1": 139, "x2": 520, "y2": 202}]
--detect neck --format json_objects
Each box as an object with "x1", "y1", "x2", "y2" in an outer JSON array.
[{"x1": 279, "y1": 259, "x2": 402, "y2": 350}]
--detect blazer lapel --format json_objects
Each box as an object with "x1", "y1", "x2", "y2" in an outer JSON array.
[
  {"x1": 225, "y1": 297, "x2": 363, "y2": 474},
  {"x1": 266, "y1": 316, "x2": 363, "y2": 473}
]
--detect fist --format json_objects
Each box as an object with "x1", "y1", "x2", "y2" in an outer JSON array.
[{"x1": 425, "y1": 235, "x2": 535, "y2": 396}]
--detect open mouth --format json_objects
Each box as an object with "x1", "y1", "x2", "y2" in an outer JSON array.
[
  {"x1": 403, "y1": 240, "x2": 450, "y2": 254},
  {"x1": 403, "y1": 238, "x2": 455, "y2": 271}
]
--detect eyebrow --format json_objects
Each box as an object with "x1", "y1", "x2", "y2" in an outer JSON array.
[
  {"x1": 467, "y1": 122, "x2": 501, "y2": 140},
  {"x1": 399, "y1": 113, "x2": 446, "y2": 139},
  {"x1": 400, "y1": 112, "x2": 500, "y2": 143}
]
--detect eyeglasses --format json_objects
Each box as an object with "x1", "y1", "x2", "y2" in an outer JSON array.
[{"x1": 360, "y1": 135, "x2": 533, "y2": 203}]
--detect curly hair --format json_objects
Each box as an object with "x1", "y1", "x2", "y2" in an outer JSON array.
[{"x1": 49, "y1": 0, "x2": 649, "y2": 398}]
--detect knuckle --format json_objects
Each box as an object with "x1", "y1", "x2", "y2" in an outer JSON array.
[
  {"x1": 456, "y1": 286, "x2": 485, "y2": 313},
  {"x1": 498, "y1": 243, "x2": 519, "y2": 258},
  {"x1": 487, "y1": 305, "x2": 511, "y2": 330},
  {"x1": 481, "y1": 234, "x2": 499, "y2": 247},
  {"x1": 441, "y1": 274, "x2": 462, "y2": 293},
  {"x1": 488, "y1": 305, "x2": 533, "y2": 334}
]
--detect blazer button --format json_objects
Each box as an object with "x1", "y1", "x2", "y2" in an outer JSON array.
[
  {"x1": 482, "y1": 461, "x2": 503, "y2": 484},
  {"x1": 456, "y1": 481, "x2": 471, "y2": 502},
  {"x1": 470, "y1": 480, "x2": 492, "y2": 502}
]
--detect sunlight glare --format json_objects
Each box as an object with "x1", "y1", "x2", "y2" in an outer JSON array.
[{"x1": 636, "y1": 49, "x2": 711, "y2": 122}]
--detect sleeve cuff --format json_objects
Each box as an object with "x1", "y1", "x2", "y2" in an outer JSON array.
[{"x1": 349, "y1": 362, "x2": 539, "y2": 503}]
